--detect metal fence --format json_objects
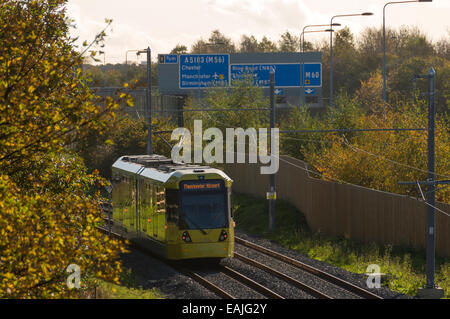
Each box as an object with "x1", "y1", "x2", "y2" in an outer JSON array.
[{"x1": 225, "y1": 155, "x2": 450, "y2": 257}]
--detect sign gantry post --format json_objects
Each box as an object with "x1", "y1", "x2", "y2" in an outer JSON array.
[
  {"x1": 268, "y1": 71, "x2": 276, "y2": 232},
  {"x1": 138, "y1": 47, "x2": 152, "y2": 155}
]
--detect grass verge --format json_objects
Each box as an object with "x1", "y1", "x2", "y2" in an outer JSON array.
[
  {"x1": 232, "y1": 193, "x2": 450, "y2": 298},
  {"x1": 88, "y1": 268, "x2": 165, "y2": 299}
]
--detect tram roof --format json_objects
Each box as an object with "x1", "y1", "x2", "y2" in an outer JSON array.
[{"x1": 112, "y1": 155, "x2": 231, "y2": 184}]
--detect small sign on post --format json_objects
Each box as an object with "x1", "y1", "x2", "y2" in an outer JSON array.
[{"x1": 266, "y1": 191, "x2": 277, "y2": 200}]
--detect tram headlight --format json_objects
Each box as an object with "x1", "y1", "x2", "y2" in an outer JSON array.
[
  {"x1": 182, "y1": 231, "x2": 192, "y2": 242},
  {"x1": 218, "y1": 230, "x2": 228, "y2": 242}
]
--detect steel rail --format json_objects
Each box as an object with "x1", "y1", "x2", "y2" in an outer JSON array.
[
  {"x1": 235, "y1": 237, "x2": 382, "y2": 299},
  {"x1": 175, "y1": 266, "x2": 236, "y2": 299},
  {"x1": 218, "y1": 265, "x2": 285, "y2": 299},
  {"x1": 234, "y1": 252, "x2": 332, "y2": 299},
  {"x1": 95, "y1": 226, "x2": 235, "y2": 299}
]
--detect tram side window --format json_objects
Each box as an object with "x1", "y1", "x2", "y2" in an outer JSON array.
[{"x1": 166, "y1": 189, "x2": 179, "y2": 223}]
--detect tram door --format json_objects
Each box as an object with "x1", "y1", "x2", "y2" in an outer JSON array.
[{"x1": 156, "y1": 187, "x2": 166, "y2": 241}]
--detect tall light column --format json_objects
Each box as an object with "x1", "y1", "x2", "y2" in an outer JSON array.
[{"x1": 330, "y1": 12, "x2": 373, "y2": 107}]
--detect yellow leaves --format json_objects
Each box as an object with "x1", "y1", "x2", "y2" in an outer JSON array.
[
  {"x1": 126, "y1": 98, "x2": 134, "y2": 107},
  {"x1": 41, "y1": 264, "x2": 50, "y2": 277},
  {"x1": 0, "y1": 2, "x2": 129, "y2": 299},
  {"x1": 306, "y1": 106, "x2": 449, "y2": 203},
  {"x1": 27, "y1": 85, "x2": 35, "y2": 94}
]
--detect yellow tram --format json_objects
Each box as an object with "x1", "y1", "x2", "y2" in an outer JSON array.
[{"x1": 111, "y1": 154, "x2": 234, "y2": 260}]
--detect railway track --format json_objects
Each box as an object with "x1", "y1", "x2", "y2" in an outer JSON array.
[
  {"x1": 97, "y1": 225, "x2": 285, "y2": 299},
  {"x1": 214, "y1": 264, "x2": 284, "y2": 299},
  {"x1": 235, "y1": 236, "x2": 382, "y2": 299},
  {"x1": 96, "y1": 226, "x2": 237, "y2": 298},
  {"x1": 233, "y1": 252, "x2": 331, "y2": 299},
  {"x1": 97, "y1": 216, "x2": 382, "y2": 299}
]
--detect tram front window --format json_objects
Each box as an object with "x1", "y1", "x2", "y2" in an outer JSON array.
[{"x1": 179, "y1": 192, "x2": 227, "y2": 230}]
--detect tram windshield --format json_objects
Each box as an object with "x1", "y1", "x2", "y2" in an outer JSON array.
[{"x1": 179, "y1": 181, "x2": 228, "y2": 230}]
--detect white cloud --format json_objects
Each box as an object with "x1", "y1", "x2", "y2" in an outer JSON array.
[{"x1": 66, "y1": 0, "x2": 449, "y2": 64}]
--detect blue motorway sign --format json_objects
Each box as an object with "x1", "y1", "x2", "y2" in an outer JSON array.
[
  {"x1": 303, "y1": 63, "x2": 321, "y2": 87},
  {"x1": 163, "y1": 54, "x2": 178, "y2": 64},
  {"x1": 179, "y1": 54, "x2": 229, "y2": 89},
  {"x1": 230, "y1": 63, "x2": 301, "y2": 88}
]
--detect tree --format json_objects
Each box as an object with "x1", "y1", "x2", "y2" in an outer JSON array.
[
  {"x1": 304, "y1": 102, "x2": 449, "y2": 203},
  {"x1": 239, "y1": 35, "x2": 259, "y2": 53},
  {"x1": 191, "y1": 30, "x2": 236, "y2": 53},
  {"x1": 0, "y1": 0, "x2": 127, "y2": 298},
  {"x1": 258, "y1": 36, "x2": 278, "y2": 52},
  {"x1": 332, "y1": 27, "x2": 363, "y2": 96},
  {"x1": 77, "y1": 113, "x2": 174, "y2": 179},
  {"x1": 353, "y1": 71, "x2": 384, "y2": 114},
  {"x1": 170, "y1": 44, "x2": 188, "y2": 55},
  {"x1": 278, "y1": 31, "x2": 300, "y2": 52},
  {"x1": 435, "y1": 33, "x2": 450, "y2": 60}
]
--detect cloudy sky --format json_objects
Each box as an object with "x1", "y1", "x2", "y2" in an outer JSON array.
[{"x1": 66, "y1": 0, "x2": 450, "y2": 64}]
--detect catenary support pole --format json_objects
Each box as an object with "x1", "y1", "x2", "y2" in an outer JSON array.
[
  {"x1": 268, "y1": 71, "x2": 276, "y2": 231},
  {"x1": 399, "y1": 67, "x2": 443, "y2": 298},
  {"x1": 425, "y1": 67, "x2": 436, "y2": 289}
]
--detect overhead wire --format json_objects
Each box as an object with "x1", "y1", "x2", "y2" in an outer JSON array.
[{"x1": 171, "y1": 104, "x2": 450, "y2": 215}]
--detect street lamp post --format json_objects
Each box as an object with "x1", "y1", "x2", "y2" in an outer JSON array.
[
  {"x1": 329, "y1": 12, "x2": 373, "y2": 107},
  {"x1": 125, "y1": 49, "x2": 141, "y2": 84},
  {"x1": 301, "y1": 23, "x2": 341, "y2": 53},
  {"x1": 300, "y1": 27, "x2": 336, "y2": 105},
  {"x1": 382, "y1": 0, "x2": 432, "y2": 103}
]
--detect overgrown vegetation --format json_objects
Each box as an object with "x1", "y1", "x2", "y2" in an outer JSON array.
[
  {"x1": 232, "y1": 193, "x2": 450, "y2": 298},
  {"x1": 0, "y1": 0, "x2": 128, "y2": 298},
  {"x1": 283, "y1": 97, "x2": 449, "y2": 203},
  {"x1": 92, "y1": 268, "x2": 164, "y2": 299},
  {"x1": 77, "y1": 113, "x2": 174, "y2": 179}
]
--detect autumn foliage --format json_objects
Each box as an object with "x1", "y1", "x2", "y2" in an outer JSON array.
[
  {"x1": 305, "y1": 102, "x2": 450, "y2": 203},
  {"x1": 0, "y1": 0, "x2": 128, "y2": 298}
]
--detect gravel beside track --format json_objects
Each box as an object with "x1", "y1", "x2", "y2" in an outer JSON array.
[
  {"x1": 221, "y1": 255, "x2": 313, "y2": 299},
  {"x1": 120, "y1": 249, "x2": 216, "y2": 299},
  {"x1": 233, "y1": 241, "x2": 360, "y2": 298},
  {"x1": 118, "y1": 229, "x2": 411, "y2": 299},
  {"x1": 234, "y1": 229, "x2": 411, "y2": 299}
]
